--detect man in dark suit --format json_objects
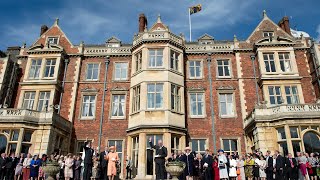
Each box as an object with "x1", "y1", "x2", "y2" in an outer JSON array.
[
  {"x1": 202, "y1": 149, "x2": 213, "y2": 180},
  {"x1": 83, "y1": 141, "x2": 95, "y2": 180},
  {"x1": 285, "y1": 153, "x2": 298, "y2": 180},
  {"x1": 275, "y1": 150, "x2": 285, "y2": 180},
  {"x1": 100, "y1": 147, "x2": 109, "y2": 180},
  {"x1": 5, "y1": 152, "x2": 17, "y2": 180},
  {"x1": 149, "y1": 137, "x2": 167, "y2": 180},
  {"x1": 265, "y1": 150, "x2": 274, "y2": 180},
  {"x1": 0, "y1": 153, "x2": 7, "y2": 180}
]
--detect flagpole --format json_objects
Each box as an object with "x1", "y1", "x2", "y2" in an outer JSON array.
[{"x1": 189, "y1": 8, "x2": 192, "y2": 42}]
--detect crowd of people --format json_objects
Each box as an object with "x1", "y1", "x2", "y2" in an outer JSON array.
[
  {"x1": 170, "y1": 147, "x2": 320, "y2": 180},
  {"x1": 0, "y1": 139, "x2": 319, "y2": 180},
  {"x1": 0, "y1": 141, "x2": 126, "y2": 180}
]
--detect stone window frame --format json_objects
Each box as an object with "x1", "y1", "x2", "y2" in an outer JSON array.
[
  {"x1": 109, "y1": 90, "x2": 127, "y2": 120},
  {"x1": 217, "y1": 88, "x2": 237, "y2": 118},
  {"x1": 216, "y1": 59, "x2": 232, "y2": 79},
  {"x1": 262, "y1": 31, "x2": 274, "y2": 37},
  {"x1": 79, "y1": 92, "x2": 97, "y2": 120},
  {"x1": 146, "y1": 83, "x2": 164, "y2": 110},
  {"x1": 24, "y1": 55, "x2": 60, "y2": 81},
  {"x1": 37, "y1": 91, "x2": 51, "y2": 111},
  {"x1": 134, "y1": 50, "x2": 143, "y2": 73},
  {"x1": 43, "y1": 58, "x2": 57, "y2": 79},
  {"x1": 170, "y1": 83, "x2": 182, "y2": 113},
  {"x1": 188, "y1": 90, "x2": 206, "y2": 119},
  {"x1": 113, "y1": 61, "x2": 129, "y2": 81},
  {"x1": 220, "y1": 137, "x2": 241, "y2": 155},
  {"x1": 187, "y1": 59, "x2": 204, "y2": 80},
  {"x1": 75, "y1": 139, "x2": 93, "y2": 155},
  {"x1": 169, "y1": 49, "x2": 180, "y2": 72},
  {"x1": 85, "y1": 62, "x2": 101, "y2": 81},
  {"x1": 131, "y1": 84, "x2": 141, "y2": 114}
]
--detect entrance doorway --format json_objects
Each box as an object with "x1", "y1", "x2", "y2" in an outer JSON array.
[
  {"x1": 0, "y1": 135, "x2": 7, "y2": 154},
  {"x1": 303, "y1": 131, "x2": 320, "y2": 154}
]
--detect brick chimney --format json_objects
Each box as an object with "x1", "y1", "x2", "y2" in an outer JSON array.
[
  {"x1": 40, "y1": 25, "x2": 49, "y2": 36},
  {"x1": 139, "y1": 14, "x2": 147, "y2": 33},
  {"x1": 278, "y1": 16, "x2": 291, "y2": 35}
]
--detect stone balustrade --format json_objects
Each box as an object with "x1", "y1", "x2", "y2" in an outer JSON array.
[
  {"x1": 244, "y1": 104, "x2": 320, "y2": 128},
  {"x1": 185, "y1": 44, "x2": 234, "y2": 53},
  {"x1": 0, "y1": 108, "x2": 71, "y2": 131},
  {"x1": 133, "y1": 32, "x2": 184, "y2": 47},
  {"x1": 84, "y1": 47, "x2": 131, "y2": 56}
]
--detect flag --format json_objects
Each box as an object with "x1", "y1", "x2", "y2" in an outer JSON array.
[{"x1": 189, "y1": 4, "x2": 202, "y2": 15}]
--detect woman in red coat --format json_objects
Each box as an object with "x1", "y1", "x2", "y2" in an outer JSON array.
[{"x1": 212, "y1": 155, "x2": 220, "y2": 180}]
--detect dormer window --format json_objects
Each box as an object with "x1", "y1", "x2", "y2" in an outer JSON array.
[
  {"x1": 47, "y1": 37, "x2": 58, "y2": 45},
  {"x1": 200, "y1": 41, "x2": 212, "y2": 45},
  {"x1": 263, "y1": 31, "x2": 274, "y2": 37}
]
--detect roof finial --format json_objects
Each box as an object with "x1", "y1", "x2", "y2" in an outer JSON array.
[
  {"x1": 157, "y1": 14, "x2": 162, "y2": 23},
  {"x1": 233, "y1": 34, "x2": 238, "y2": 42},
  {"x1": 22, "y1": 41, "x2": 26, "y2": 48},
  {"x1": 54, "y1": 18, "x2": 59, "y2": 26},
  {"x1": 263, "y1": 10, "x2": 267, "y2": 18}
]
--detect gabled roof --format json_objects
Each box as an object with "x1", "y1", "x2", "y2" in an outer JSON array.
[
  {"x1": 106, "y1": 36, "x2": 121, "y2": 43},
  {"x1": 198, "y1": 33, "x2": 214, "y2": 41},
  {"x1": 246, "y1": 10, "x2": 293, "y2": 42},
  {"x1": 149, "y1": 15, "x2": 169, "y2": 32}
]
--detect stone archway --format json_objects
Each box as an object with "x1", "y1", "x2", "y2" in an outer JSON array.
[
  {"x1": 303, "y1": 131, "x2": 320, "y2": 154},
  {"x1": 0, "y1": 134, "x2": 7, "y2": 154}
]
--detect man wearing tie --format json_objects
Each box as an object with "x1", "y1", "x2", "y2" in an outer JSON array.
[
  {"x1": 149, "y1": 137, "x2": 167, "y2": 180},
  {"x1": 275, "y1": 150, "x2": 285, "y2": 180},
  {"x1": 285, "y1": 153, "x2": 298, "y2": 180},
  {"x1": 265, "y1": 150, "x2": 274, "y2": 180},
  {"x1": 100, "y1": 147, "x2": 109, "y2": 180},
  {"x1": 83, "y1": 141, "x2": 95, "y2": 180}
]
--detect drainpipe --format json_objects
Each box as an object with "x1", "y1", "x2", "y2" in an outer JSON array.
[
  {"x1": 98, "y1": 56, "x2": 110, "y2": 151},
  {"x1": 250, "y1": 55, "x2": 260, "y2": 105},
  {"x1": 58, "y1": 59, "x2": 70, "y2": 114},
  {"x1": 206, "y1": 53, "x2": 217, "y2": 153}
]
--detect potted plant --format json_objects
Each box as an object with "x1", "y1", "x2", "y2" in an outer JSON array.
[{"x1": 42, "y1": 161, "x2": 60, "y2": 180}]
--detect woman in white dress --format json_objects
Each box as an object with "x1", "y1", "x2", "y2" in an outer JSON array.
[
  {"x1": 259, "y1": 156, "x2": 267, "y2": 180},
  {"x1": 218, "y1": 149, "x2": 228, "y2": 180},
  {"x1": 229, "y1": 155, "x2": 237, "y2": 180},
  {"x1": 236, "y1": 155, "x2": 245, "y2": 180}
]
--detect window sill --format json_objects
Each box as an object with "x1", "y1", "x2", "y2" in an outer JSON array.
[
  {"x1": 170, "y1": 110, "x2": 184, "y2": 115},
  {"x1": 110, "y1": 117, "x2": 126, "y2": 120},
  {"x1": 130, "y1": 110, "x2": 141, "y2": 116},
  {"x1": 79, "y1": 117, "x2": 96, "y2": 121},
  {"x1": 168, "y1": 69, "x2": 183, "y2": 76},
  {"x1": 220, "y1": 115, "x2": 236, "y2": 119},
  {"x1": 216, "y1": 76, "x2": 232, "y2": 79},
  {"x1": 188, "y1": 77, "x2": 204, "y2": 80},
  {"x1": 112, "y1": 80, "x2": 130, "y2": 83},
  {"x1": 83, "y1": 79, "x2": 99, "y2": 82},
  {"x1": 146, "y1": 67, "x2": 166, "y2": 70},
  {"x1": 189, "y1": 116, "x2": 206, "y2": 119}
]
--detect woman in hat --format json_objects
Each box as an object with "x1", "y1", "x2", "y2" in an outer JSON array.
[
  {"x1": 218, "y1": 149, "x2": 228, "y2": 180},
  {"x1": 105, "y1": 146, "x2": 119, "y2": 180},
  {"x1": 64, "y1": 153, "x2": 74, "y2": 180},
  {"x1": 181, "y1": 147, "x2": 194, "y2": 180},
  {"x1": 193, "y1": 153, "x2": 203, "y2": 180},
  {"x1": 244, "y1": 154, "x2": 254, "y2": 180}
]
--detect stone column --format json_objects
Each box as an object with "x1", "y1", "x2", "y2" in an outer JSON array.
[
  {"x1": 137, "y1": 133, "x2": 146, "y2": 179},
  {"x1": 15, "y1": 128, "x2": 24, "y2": 154},
  {"x1": 284, "y1": 125, "x2": 293, "y2": 155},
  {"x1": 180, "y1": 135, "x2": 186, "y2": 150},
  {"x1": 163, "y1": 133, "x2": 171, "y2": 156},
  {"x1": 127, "y1": 136, "x2": 132, "y2": 159}
]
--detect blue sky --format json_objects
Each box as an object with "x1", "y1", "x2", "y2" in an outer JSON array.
[{"x1": 0, "y1": 0, "x2": 319, "y2": 51}]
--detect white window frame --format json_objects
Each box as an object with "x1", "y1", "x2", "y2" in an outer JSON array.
[
  {"x1": 171, "y1": 84, "x2": 181, "y2": 112},
  {"x1": 28, "y1": 59, "x2": 42, "y2": 79},
  {"x1": 114, "y1": 62, "x2": 128, "y2": 81},
  {"x1": 284, "y1": 86, "x2": 300, "y2": 104},
  {"x1": 80, "y1": 95, "x2": 96, "y2": 119},
  {"x1": 279, "y1": 52, "x2": 292, "y2": 73},
  {"x1": 148, "y1": 49, "x2": 163, "y2": 68},
  {"x1": 219, "y1": 93, "x2": 235, "y2": 117},
  {"x1": 85, "y1": 63, "x2": 100, "y2": 81},
  {"x1": 111, "y1": 94, "x2": 126, "y2": 119},
  {"x1": 22, "y1": 92, "x2": 36, "y2": 110},
  {"x1": 263, "y1": 31, "x2": 274, "y2": 37},
  {"x1": 188, "y1": 60, "x2": 203, "y2": 79},
  {"x1": 43, "y1": 59, "x2": 56, "y2": 78},
  {"x1": 221, "y1": 139, "x2": 238, "y2": 155},
  {"x1": 268, "y1": 86, "x2": 282, "y2": 105},
  {"x1": 37, "y1": 91, "x2": 51, "y2": 111},
  {"x1": 147, "y1": 83, "x2": 164, "y2": 109},
  {"x1": 189, "y1": 139, "x2": 207, "y2": 155},
  {"x1": 263, "y1": 53, "x2": 276, "y2": 73},
  {"x1": 170, "y1": 50, "x2": 179, "y2": 71},
  {"x1": 135, "y1": 51, "x2": 142, "y2": 72},
  {"x1": 47, "y1": 37, "x2": 59, "y2": 45},
  {"x1": 132, "y1": 85, "x2": 141, "y2": 113},
  {"x1": 189, "y1": 92, "x2": 205, "y2": 117},
  {"x1": 217, "y1": 59, "x2": 231, "y2": 78}
]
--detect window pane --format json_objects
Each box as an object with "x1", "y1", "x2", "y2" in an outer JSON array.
[
  {"x1": 290, "y1": 127, "x2": 299, "y2": 138},
  {"x1": 23, "y1": 132, "x2": 32, "y2": 142},
  {"x1": 223, "y1": 140, "x2": 230, "y2": 151},
  {"x1": 277, "y1": 128, "x2": 286, "y2": 140},
  {"x1": 11, "y1": 130, "x2": 19, "y2": 141},
  {"x1": 231, "y1": 140, "x2": 237, "y2": 151}
]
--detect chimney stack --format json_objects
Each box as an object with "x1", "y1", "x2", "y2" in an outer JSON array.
[
  {"x1": 278, "y1": 16, "x2": 291, "y2": 35},
  {"x1": 40, "y1": 25, "x2": 49, "y2": 36},
  {"x1": 139, "y1": 13, "x2": 147, "y2": 33}
]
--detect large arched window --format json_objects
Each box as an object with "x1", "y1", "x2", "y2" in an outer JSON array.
[
  {"x1": 0, "y1": 135, "x2": 7, "y2": 153},
  {"x1": 303, "y1": 131, "x2": 320, "y2": 154}
]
